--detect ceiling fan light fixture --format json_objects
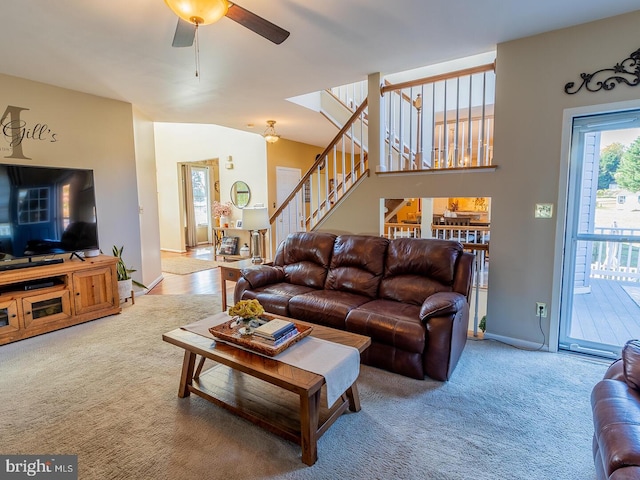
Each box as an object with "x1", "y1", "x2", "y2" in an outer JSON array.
[
  {"x1": 164, "y1": 0, "x2": 229, "y2": 26},
  {"x1": 263, "y1": 120, "x2": 280, "y2": 143}
]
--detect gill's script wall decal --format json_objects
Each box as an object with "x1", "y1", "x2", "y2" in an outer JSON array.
[
  {"x1": 0, "y1": 105, "x2": 59, "y2": 160},
  {"x1": 564, "y1": 48, "x2": 640, "y2": 95}
]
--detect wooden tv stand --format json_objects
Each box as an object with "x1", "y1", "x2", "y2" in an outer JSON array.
[{"x1": 0, "y1": 255, "x2": 121, "y2": 346}]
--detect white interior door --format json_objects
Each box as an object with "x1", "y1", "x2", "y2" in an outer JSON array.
[{"x1": 275, "y1": 167, "x2": 303, "y2": 246}]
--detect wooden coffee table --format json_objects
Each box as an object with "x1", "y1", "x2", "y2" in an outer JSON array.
[{"x1": 162, "y1": 314, "x2": 371, "y2": 466}]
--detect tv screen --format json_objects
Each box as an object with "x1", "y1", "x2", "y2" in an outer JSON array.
[{"x1": 0, "y1": 164, "x2": 99, "y2": 260}]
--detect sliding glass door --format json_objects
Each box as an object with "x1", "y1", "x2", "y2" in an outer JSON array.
[{"x1": 560, "y1": 109, "x2": 640, "y2": 358}]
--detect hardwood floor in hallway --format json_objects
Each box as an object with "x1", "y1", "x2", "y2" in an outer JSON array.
[{"x1": 148, "y1": 245, "x2": 222, "y2": 296}]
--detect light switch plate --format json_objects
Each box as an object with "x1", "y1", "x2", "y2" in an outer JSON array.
[{"x1": 535, "y1": 203, "x2": 553, "y2": 218}]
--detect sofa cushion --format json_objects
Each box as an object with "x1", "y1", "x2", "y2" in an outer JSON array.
[
  {"x1": 288, "y1": 290, "x2": 371, "y2": 329},
  {"x1": 278, "y1": 232, "x2": 336, "y2": 288},
  {"x1": 345, "y1": 299, "x2": 425, "y2": 353},
  {"x1": 325, "y1": 235, "x2": 388, "y2": 298},
  {"x1": 239, "y1": 283, "x2": 317, "y2": 317},
  {"x1": 379, "y1": 238, "x2": 462, "y2": 305},
  {"x1": 623, "y1": 340, "x2": 640, "y2": 391}
]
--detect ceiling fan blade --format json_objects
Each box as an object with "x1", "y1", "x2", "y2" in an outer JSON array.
[
  {"x1": 225, "y1": 3, "x2": 290, "y2": 45},
  {"x1": 172, "y1": 18, "x2": 196, "y2": 47}
]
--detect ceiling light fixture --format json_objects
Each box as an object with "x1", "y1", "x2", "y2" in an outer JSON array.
[
  {"x1": 263, "y1": 120, "x2": 280, "y2": 143},
  {"x1": 164, "y1": 0, "x2": 229, "y2": 26},
  {"x1": 165, "y1": 0, "x2": 230, "y2": 78}
]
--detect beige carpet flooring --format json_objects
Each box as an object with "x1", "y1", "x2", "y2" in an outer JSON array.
[
  {"x1": 161, "y1": 256, "x2": 220, "y2": 275},
  {"x1": 0, "y1": 294, "x2": 609, "y2": 479}
]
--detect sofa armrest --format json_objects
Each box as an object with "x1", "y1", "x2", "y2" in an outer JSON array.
[
  {"x1": 240, "y1": 265, "x2": 285, "y2": 289},
  {"x1": 419, "y1": 292, "x2": 469, "y2": 381},
  {"x1": 419, "y1": 292, "x2": 466, "y2": 321},
  {"x1": 623, "y1": 339, "x2": 640, "y2": 390}
]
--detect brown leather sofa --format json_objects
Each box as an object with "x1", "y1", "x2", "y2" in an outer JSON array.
[
  {"x1": 592, "y1": 339, "x2": 640, "y2": 479},
  {"x1": 233, "y1": 232, "x2": 474, "y2": 381}
]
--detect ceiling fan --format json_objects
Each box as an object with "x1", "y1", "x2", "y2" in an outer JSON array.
[{"x1": 165, "y1": 0, "x2": 290, "y2": 47}]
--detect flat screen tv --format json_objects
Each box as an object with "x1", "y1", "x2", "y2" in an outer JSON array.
[{"x1": 0, "y1": 164, "x2": 99, "y2": 261}]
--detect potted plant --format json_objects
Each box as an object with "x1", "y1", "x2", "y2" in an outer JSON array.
[
  {"x1": 228, "y1": 299, "x2": 265, "y2": 335},
  {"x1": 112, "y1": 245, "x2": 147, "y2": 302}
]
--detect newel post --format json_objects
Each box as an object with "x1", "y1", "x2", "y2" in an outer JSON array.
[{"x1": 367, "y1": 72, "x2": 385, "y2": 172}]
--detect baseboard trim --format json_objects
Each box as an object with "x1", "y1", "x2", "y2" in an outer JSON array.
[
  {"x1": 143, "y1": 275, "x2": 164, "y2": 292},
  {"x1": 484, "y1": 333, "x2": 549, "y2": 352}
]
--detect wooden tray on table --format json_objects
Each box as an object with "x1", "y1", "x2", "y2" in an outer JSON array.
[{"x1": 209, "y1": 317, "x2": 313, "y2": 356}]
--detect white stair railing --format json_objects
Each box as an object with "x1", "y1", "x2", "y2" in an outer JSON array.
[
  {"x1": 270, "y1": 100, "x2": 370, "y2": 250},
  {"x1": 330, "y1": 80, "x2": 368, "y2": 113},
  {"x1": 381, "y1": 63, "x2": 496, "y2": 172}
]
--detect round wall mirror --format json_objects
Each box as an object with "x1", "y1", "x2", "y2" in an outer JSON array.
[{"x1": 230, "y1": 181, "x2": 251, "y2": 209}]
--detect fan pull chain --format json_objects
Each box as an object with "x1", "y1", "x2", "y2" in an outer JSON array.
[{"x1": 194, "y1": 23, "x2": 201, "y2": 79}]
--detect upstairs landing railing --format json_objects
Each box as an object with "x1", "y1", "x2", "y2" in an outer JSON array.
[{"x1": 381, "y1": 63, "x2": 496, "y2": 172}]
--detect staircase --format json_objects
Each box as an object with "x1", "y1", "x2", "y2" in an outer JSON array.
[
  {"x1": 269, "y1": 62, "x2": 496, "y2": 249},
  {"x1": 270, "y1": 99, "x2": 369, "y2": 248}
]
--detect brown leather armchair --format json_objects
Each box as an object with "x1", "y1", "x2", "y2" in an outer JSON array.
[
  {"x1": 592, "y1": 340, "x2": 640, "y2": 479},
  {"x1": 234, "y1": 232, "x2": 474, "y2": 381}
]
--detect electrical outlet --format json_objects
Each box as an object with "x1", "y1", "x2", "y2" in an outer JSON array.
[{"x1": 536, "y1": 302, "x2": 547, "y2": 318}]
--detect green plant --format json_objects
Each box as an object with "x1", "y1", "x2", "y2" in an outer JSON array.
[
  {"x1": 479, "y1": 315, "x2": 487, "y2": 333},
  {"x1": 112, "y1": 245, "x2": 147, "y2": 289}
]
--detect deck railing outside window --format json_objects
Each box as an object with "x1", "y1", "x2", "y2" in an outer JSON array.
[{"x1": 591, "y1": 227, "x2": 640, "y2": 282}]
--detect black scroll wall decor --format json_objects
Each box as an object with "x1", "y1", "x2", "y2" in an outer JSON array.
[{"x1": 564, "y1": 48, "x2": 640, "y2": 95}]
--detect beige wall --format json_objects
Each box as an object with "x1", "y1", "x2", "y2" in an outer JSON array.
[
  {"x1": 0, "y1": 73, "x2": 147, "y2": 288},
  {"x1": 321, "y1": 10, "x2": 640, "y2": 349},
  {"x1": 154, "y1": 122, "x2": 267, "y2": 252}
]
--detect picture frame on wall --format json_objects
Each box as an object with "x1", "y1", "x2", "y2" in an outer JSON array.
[{"x1": 235, "y1": 220, "x2": 243, "y2": 228}]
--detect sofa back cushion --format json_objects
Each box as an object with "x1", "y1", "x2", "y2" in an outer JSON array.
[
  {"x1": 275, "y1": 232, "x2": 336, "y2": 289},
  {"x1": 325, "y1": 235, "x2": 388, "y2": 298},
  {"x1": 379, "y1": 238, "x2": 462, "y2": 305}
]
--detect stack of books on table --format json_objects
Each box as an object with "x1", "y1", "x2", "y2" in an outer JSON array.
[{"x1": 252, "y1": 318, "x2": 299, "y2": 346}]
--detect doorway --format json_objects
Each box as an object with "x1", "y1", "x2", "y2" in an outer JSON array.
[
  {"x1": 559, "y1": 109, "x2": 640, "y2": 358},
  {"x1": 180, "y1": 161, "x2": 218, "y2": 249}
]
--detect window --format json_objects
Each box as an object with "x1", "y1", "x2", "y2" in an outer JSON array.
[
  {"x1": 617, "y1": 195, "x2": 626, "y2": 205},
  {"x1": 17, "y1": 187, "x2": 49, "y2": 224}
]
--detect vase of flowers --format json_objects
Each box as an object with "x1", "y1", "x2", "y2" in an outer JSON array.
[
  {"x1": 213, "y1": 200, "x2": 233, "y2": 228},
  {"x1": 228, "y1": 299, "x2": 265, "y2": 335}
]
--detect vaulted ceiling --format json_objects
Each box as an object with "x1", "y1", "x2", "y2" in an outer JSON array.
[{"x1": 1, "y1": 1, "x2": 639, "y2": 147}]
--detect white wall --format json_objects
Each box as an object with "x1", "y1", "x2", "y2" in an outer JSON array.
[
  {"x1": 154, "y1": 122, "x2": 267, "y2": 252},
  {"x1": 132, "y1": 107, "x2": 162, "y2": 289},
  {"x1": 0, "y1": 73, "x2": 145, "y2": 287}
]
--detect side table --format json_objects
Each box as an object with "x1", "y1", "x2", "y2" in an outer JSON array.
[{"x1": 219, "y1": 258, "x2": 272, "y2": 311}]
